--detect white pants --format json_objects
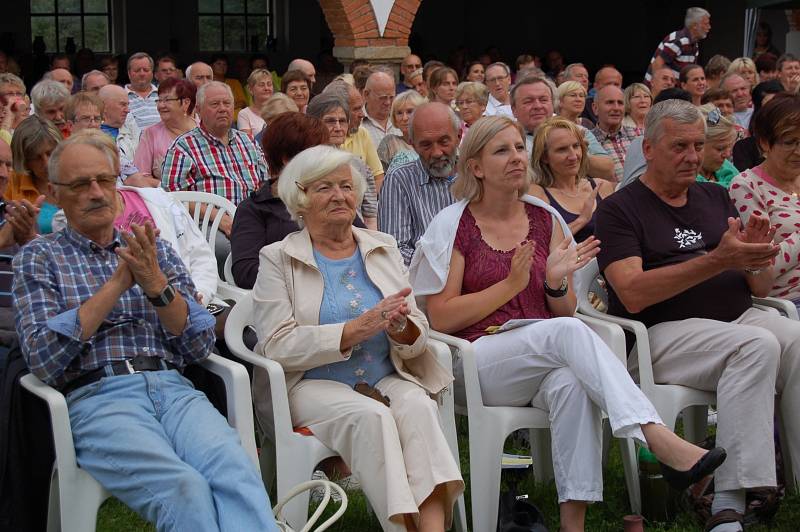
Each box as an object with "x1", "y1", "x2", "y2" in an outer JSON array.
[
  {"x1": 469, "y1": 317, "x2": 662, "y2": 502},
  {"x1": 638, "y1": 306, "x2": 800, "y2": 491},
  {"x1": 289, "y1": 375, "x2": 464, "y2": 532}
]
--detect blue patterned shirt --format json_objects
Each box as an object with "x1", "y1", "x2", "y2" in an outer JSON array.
[
  {"x1": 378, "y1": 157, "x2": 456, "y2": 265},
  {"x1": 126, "y1": 84, "x2": 160, "y2": 129},
  {"x1": 13, "y1": 226, "x2": 215, "y2": 388},
  {"x1": 304, "y1": 249, "x2": 394, "y2": 387}
]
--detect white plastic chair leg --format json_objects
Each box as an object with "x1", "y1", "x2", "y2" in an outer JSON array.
[
  {"x1": 59, "y1": 471, "x2": 109, "y2": 532},
  {"x1": 683, "y1": 405, "x2": 709, "y2": 444},
  {"x1": 530, "y1": 427, "x2": 554, "y2": 484},
  {"x1": 468, "y1": 428, "x2": 506, "y2": 532},
  {"x1": 619, "y1": 437, "x2": 642, "y2": 514},
  {"x1": 276, "y1": 460, "x2": 318, "y2": 530}
]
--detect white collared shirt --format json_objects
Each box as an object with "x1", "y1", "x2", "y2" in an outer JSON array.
[
  {"x1": 362, "y1": 110, "x2": 402, "y2": 151},
  {"x1": 484, "y1": 94, "x2": 513, "y2": 118}
]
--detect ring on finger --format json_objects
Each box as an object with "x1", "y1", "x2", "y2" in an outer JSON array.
[
  {"x1": 576, "y1": 255, "x2": 583, "y2": 263},
  {"x1": 381, "y1": 310, "x2": 389, "y2": 320}
]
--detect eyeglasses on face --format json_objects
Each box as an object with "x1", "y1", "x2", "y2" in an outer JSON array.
[
  {"x1": 51, "y1": 174, "x2": 117, "y2": 193},
  {"x1": 155, "y1": 97, "x2": 182, "y2": 104}
]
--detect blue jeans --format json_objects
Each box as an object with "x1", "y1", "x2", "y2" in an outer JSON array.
[{"x1": 66, "y1": 369, "x2": 277, "y2": 531}]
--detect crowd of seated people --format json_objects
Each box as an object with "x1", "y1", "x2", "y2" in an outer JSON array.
[{"x1": 4, "y1": 5, "x2": 800, "y2": 530}]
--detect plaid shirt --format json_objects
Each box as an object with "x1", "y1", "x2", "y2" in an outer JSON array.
[
  {"x1": 125, "y1": 84, "x2": 160, "y2": 129},
  {"x1": 13, "y1": 226, "x2": 215, "y2": 388},
  {"x1": 161, "y1": 125, "x2": 266, "y2": 205},
  {"x1": 591, "y1": 125, "x2": 640, "y2": 182},
  {"x1": 645, "y1": 28, "x2": 699, "y2": 83}
]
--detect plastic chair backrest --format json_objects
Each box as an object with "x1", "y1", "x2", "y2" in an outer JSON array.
[{"x1": 170, "y1": 191, "x2": 237, "y2": 256}]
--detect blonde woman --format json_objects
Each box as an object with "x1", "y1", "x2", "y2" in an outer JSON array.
[
  {"x1": 253, "y1": 93, "x2": 299, "y2": 144},
  {"x1": 454, "y1": 81, "x2": 488, "y2": 135},
  {"x1": 697, "y1": 104, "x2": 739, "y2": 188},
  {"x1": 529, "y1": 117, "x2": 615, "y2": 242},
  {"x1": 411, "y1": 115, "x2": 725, "y2": 532},
  {"x1": 237, "y1": 69, "x2": 274, "y2": 138},
  {"x1": 556, "y1": 80, "x2": 592, "y2": 128},
  {"x1": 377, "y1": 89, "x2": 425, "y2": 171},
  {"x1": 621, "y1": 83, "x2": 652, "y2": 131},
  {"x1": 728, "y1": 57, "x2": 760, "y2": 88}
]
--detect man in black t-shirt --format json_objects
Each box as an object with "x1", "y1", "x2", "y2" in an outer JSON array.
[{"x1": 596, "y1": 100, "x2": 800, "y2": 532}]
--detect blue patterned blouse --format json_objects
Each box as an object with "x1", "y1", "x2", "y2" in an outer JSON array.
[{"x1": 304, "y1": 248, "x2": 394, "y2": 387}]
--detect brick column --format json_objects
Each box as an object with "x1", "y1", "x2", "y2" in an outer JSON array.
[{"x1": 319, "y1": 0, "x2": 421, "y2": 76}]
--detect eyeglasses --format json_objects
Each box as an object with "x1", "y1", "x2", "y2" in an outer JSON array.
[
  {"x1": 75, "y1": 115, "x2": 103, "y2": 125},
  {"x1": 706, "y1": 108, "x2": 721, "y2": 126},
  {"x1": 322, "y1": 117, "x2": 348, "y2": 127},
  {"x1": 776, "y1": 137, "x2": 800, "y2": 152},
  {"x1": 51, "y1": 174, "x2": 117, "y2": 193},
  {"x1": 155, "y1": 97, "x2": 182, "y2": 104},
  {"x1": 486, "y1": 74, "x2": 509, "y2": 84}
]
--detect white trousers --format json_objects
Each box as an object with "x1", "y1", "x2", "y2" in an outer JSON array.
[
  {"x1": 469, "y1": 317, "x2": 662, "y2": 502},
  {"x1": 288, "y1": 375, "x2": 464, "y2": 532},
  {"x1": 637, "y1": 306, "x2": 800, "y2": 491}
]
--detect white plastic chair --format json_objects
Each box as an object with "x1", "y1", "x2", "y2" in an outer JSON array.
[
  {"x1": 224, "y1": 293, "x2": 468, "y2": 532},
  {"x1": 18, "y1": 354, "x2": 259, "y2": 532},
  {"x1": 431, "y1": 310, "x2": 640, "y2": 532},
  {"x1": 170, "y1": 191, "x2": 247, "y2": 302}
]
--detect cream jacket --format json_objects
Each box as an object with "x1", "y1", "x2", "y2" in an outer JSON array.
[{"x1": 252, "y1": 226, "x2": 453, "y2": 395}]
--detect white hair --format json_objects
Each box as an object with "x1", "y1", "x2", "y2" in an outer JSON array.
[
  {"x1": 685, "y1": 7, "x2": 710, "y2": 28},
  {"x1": 645, "y1": 99, "x2": 705, "y2": 145},
  {"x1": 277, "y1": 145, "x2": 366, "y2": 223},
  {"x1": 81, "y1": 69, "x2": 109, "y2": 88},
  {"x1": 31, "y1": 79, "x2": 69, "y2": 109},
  {"x1": 196, "y1": 80, "x2": 233, "y2": 108}
]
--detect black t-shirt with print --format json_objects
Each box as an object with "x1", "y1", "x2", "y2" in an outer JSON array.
[{"x1": 596, "y1": 179, "x2": 752, "y2": 327}]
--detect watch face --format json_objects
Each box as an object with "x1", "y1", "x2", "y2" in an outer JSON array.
[{"x1": 150, "y1": 284, "x2": 176, "y2": 306}]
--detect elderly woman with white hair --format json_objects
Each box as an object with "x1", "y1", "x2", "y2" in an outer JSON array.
[
  {"x1": 411, "y1": 115, "x2": 726, "y2": 532},
  {"x1": 377, "y1": 89, "x2": 426, "y2": 172},
  {"x1": 252, "y1": 145, "x2": 464, "y2": 532}
]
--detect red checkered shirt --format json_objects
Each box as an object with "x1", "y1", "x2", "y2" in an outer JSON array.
[
  {"x1": 161, "y1": 125, "x2": 267, "y2": 204},
  {"x1": 590, "y1": 125, "x2": 640, "y2": 182}
]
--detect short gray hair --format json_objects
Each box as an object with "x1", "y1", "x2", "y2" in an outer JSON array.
[
  {"x1": 127, "y1": 52, "x2": 154, "y2": 71},
  {"x1": 392, "y1": 89, "x2": 426, "y2": 117},
  {"x1": 485, "y1": 62, "x2": 511, "y2": 77},
  {"x1": 455, "y1": 82, "x2": 489, "y2": 106},
  {"x1": 306, "y1": 91, "x2": 350, "y2": 123},
  {"x1": 0, "y1": 73, "x2": 25, "y2": 93},
  {"x1": 563, "y1": 63, "x2": 586, "y2": 80},
  {"x1": 31, "y1": 79, "x2": 69, "y2": 110},
  {"x1": 407, "y1": 102, "x2": 461, "y2": 145},
  {"x1": 196, "y1": 80, "x2": 233, "y2": 108},
  {"x1": 644, "y1": 99, "x2": 705, "y2": 145},
  {"x1": 48, "y1": 128, "x2": 120, "y2": 184},
  {"x1": 277, "y1": 145, "x2": 366, "y2": 223},
  {"x1": 685, "y1": 7, "x2": 710, "y2": 28},
  {"x1": 81, "y1": 69, "x2": 109, "y2": 88},
  {"x1": 510, "y1": 74, "x2": 559, "y2": 112}
]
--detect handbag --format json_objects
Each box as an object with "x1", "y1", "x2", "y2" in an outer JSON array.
[{"x1": 273, "y1": 479, "x2": 348, "y2": 532}]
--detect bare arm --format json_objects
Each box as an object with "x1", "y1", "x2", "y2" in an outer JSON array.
[{"x1": 587, "y1": 154, "x2": 615, "y2": 181}]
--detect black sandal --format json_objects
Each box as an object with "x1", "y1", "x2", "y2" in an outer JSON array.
[{"x1": 660, "y1": 447, "x2": 727, "y2": 490}]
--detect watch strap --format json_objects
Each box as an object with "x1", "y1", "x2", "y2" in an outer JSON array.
[
  {"x1": 543, "y1": 277, "x2": 568, "y2": 298},
  {"x1": 147, "y1": 284, "x2": 176, "y2": 307}
]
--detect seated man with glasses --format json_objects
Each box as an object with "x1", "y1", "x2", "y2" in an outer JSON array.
[
  {"x1": 13, "y1": 130, "x2": 278, "y2": 531},
  {"x1": 483, "y1": 62, "x2": 513, "y2": 118},
  {"x1": 597, "y1": 99, "x2": 800, "y2": 532}
]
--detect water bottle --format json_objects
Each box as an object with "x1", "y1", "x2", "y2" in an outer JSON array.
[{"x1": 638, "y1": 446, "x2": 681, "y2": 522}]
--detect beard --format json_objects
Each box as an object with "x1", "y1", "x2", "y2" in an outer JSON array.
[{"x1": 423, "y1": 152, "x2": 458, "y2": 179}]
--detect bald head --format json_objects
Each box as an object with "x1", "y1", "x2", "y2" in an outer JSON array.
[
  {"x1": 594, "y1": 67, "x2": 623, "y2": 90},
  {"x1": 408, "y1": 102, "x2": 459, "y2": 177},
  {"x1": 98, "y1": 84, "x2": 129, "y2": 128},
  {"x1": 363, "y1": 71, "x2": 396, "y2": 121},
  {"x1": 593, "y1": 84, "x2": 625, "y2": 132},
  {"x1": 50, "y1": 68, "x2": 74, "y2": 92},
  {"x1": 187, "y1": 62, "x2": 213, "y2": 88},
  {"x1": 287, "y1": 59, "x2": 316, "y2": 85}
]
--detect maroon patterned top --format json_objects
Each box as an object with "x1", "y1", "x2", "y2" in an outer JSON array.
[{"x1": 453, "y1": 204, "x2": 553, "y2": 342}]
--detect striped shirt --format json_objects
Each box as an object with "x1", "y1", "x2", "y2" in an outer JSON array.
[
  {"x1": 590, "y1": 125, "x2": 640, "y2": 181},
  {"x1": 12, "y1": 226, "x2": 215, "y2": 388},
  {"x1": 645, "y1": 28, "x2": 699, "y2": 83},
  {"x1": 125, "y1": 84, "x2": 160, "y2": 129},
  {"x1": 161, "y1": 125, "x2": 267, "y2": 205},
  {"x1": 0, "y1": 212, "x2": 16, "y2": 309},
  {"x1": 378, "y1": 157, "x2": 455, "y2": 265}
]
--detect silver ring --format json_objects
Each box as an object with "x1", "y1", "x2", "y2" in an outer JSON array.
[{"x1": 381, "y1": 310, "x2": 389, "y2": 320}]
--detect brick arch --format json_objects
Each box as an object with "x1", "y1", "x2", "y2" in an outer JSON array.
[{"x1": 319, "y1": 0, "x2": 421, "y2": 48}]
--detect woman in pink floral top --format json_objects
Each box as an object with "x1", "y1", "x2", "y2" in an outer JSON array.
[{"x1": 729, "y1": 94, "x2": 800, "y2": 308}]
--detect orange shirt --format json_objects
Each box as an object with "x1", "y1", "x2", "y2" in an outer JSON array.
[{"x1": 6, "y1": 171, "x2": 45, "y2": 203}]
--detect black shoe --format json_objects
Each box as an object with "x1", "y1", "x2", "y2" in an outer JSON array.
[{"x1": 660, "y1": 447, "x2": 727, "y2": 490}]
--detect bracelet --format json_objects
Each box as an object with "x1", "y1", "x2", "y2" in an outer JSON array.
[
  {"x1": 544, "y1": 277, "x2": 568, "y2": 298},
  {"x1": 744, "y1": 268, "x2": 763, "y2": 276},
  {"x1": 388, "y1": 318, "x2": 408, "y2": 335}
]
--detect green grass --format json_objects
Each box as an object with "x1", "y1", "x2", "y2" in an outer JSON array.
[{"x1": 97, "y1": 420, "x2": 800, "y2": 531}]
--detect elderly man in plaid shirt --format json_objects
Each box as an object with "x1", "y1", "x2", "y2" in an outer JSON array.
[{"x1": 13, "y1": 132, "x2": 277, "y2": 531}]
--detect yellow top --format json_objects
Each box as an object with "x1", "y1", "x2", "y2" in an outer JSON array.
[
  {"x1": 342, "y1": 126, "x2": 384, "y2": 179},
  {"x1": 224, "y1": 78, "x2": 248, "y2": 120},
  {"x1": 6, "y1": 170, "x2": 45, "y2": 203}
]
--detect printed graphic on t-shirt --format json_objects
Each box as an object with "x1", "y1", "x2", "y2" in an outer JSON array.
[{"x1": 673, "y1": 228, "x2": 704, "y2": 250}]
